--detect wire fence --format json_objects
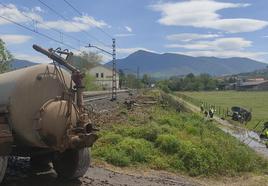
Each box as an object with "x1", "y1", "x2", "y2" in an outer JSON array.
[{"x1": 176, "y1": 93, "x2": 253, "y2": 120}]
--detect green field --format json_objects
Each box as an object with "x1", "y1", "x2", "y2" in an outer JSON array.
[{"x1": 179, "y1": 91, "x2": 268, "y2": 131}]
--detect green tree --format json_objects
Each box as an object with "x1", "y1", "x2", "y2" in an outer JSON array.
[
  {"x1": 125, "y1": 74, "x2": 137, "y2": 89},
  {"x1": 70, "y1": 51, "x2": 102, "y2": 72},
  {"x1": 118, "y1": 69, "x2": 126, "y2": 88},
  {"x1": 0, "y1": 39, "x2": 12, "y2": 73},
  {"x1": 84, "y1": 74, "x2": 101, "y2": 91},
  {"x1": 141, "y1": 74, "x2": 151, "y2": 87}
]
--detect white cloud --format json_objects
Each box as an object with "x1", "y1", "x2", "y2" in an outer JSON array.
[
  {"x1": 117, "y1": 47, "x2": 156, "y2": 55},
  {"x1": 166, "y1": 37, "x2": 252, "y2": 51},
  {"x1": 166, "y1": 36, "x2": 268, "y2": 61},
  {"x1": 14, "y1": 53, "x2": 50, "y2": 63},
  {"x1": 125, "y1": 26, "x2": 132, "y2": 32},
  {"x1": 0, "y1": 4, "x2": 108, "y2": 33},
  {"x1": 33, "y1": 6, "x2": 43, "y2": 13},
  {"x1": 151, "y1": 1, "x2": 268, "y2": 33},
  {"x1": 38, "y1": 15, "x2": 107, "y2": 32},
  {"x1": 0, "y1": 34, "x2": 32, "y2": 44},
  {"x1": 166, "y1": 33, "x2": 220, "y2": 42},
  {"x1": 0, "y1": 4, "x2": 42, "y2": 25},
  {"x1": 115, "y1": 33, "x2": 135, "y2": 37},
  {"x1": 178, "y1": 50, "x2": 268, "y2": 62}
]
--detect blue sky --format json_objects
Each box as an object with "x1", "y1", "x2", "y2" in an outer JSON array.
[{"x1": 0, "y1": 0, "x2": 267, "y2": 63}]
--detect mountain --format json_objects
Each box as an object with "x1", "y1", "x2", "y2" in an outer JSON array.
[
  {"x1": 10, "y1": 59, "x2": 37, "y2": 70},
  {"x1": 106, "y1": 50, "x2": 267, "y2": 78}
]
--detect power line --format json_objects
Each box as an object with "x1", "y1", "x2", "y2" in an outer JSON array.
[
  {"x1": 0, "y1": 14, "x2": 82, "y2": 52},
  {"x1": 0, "y1": 13, "x2": 113, "y2": 62},
  {"x1": 0, "y1": 2, "x2": 88, "y2": 48},
  {"x1": 37, "y1": 0, "x2": 111, "y2": 47},
  {"x1": 63, "y1": 0, "x2": 113, "y2": 39}
]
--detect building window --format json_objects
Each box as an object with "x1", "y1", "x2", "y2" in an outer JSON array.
[
  {"x1": 96, "y1": 73, "x2": 99, "y2": 78},
  {"x1": 101, "y1": 73, "x2": 104, "y2": 78}
]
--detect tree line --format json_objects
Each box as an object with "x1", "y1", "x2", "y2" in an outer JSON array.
[{"x1": 157, "y1": 73, "x2": 219, "y2": 92}]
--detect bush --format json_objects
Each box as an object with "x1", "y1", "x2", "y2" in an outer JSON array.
[
  {"x1": 155, "y1": 134, "x2": 180, "y2": 154},
  {"x1": 84, "y1": 74, "x2": 101, "y2": 91},
  {"x1": 131, "y1": 123, "x2": 162, "y2": 142},
  {"x1": 98, "y1": 132, "x2": 123, "y2": 145},
  {"x1": 92, "y1": 99, "x2": 268, "y2": 177},
  {"x1": 150, "y1": 156, "x2": 169, "y2": 170},
  {"x1": 117, "y1": 138, "x2": 154, "y2": 163},
  {"x1": 106, "y1": 149, "x2": 131, "y2": 167}
]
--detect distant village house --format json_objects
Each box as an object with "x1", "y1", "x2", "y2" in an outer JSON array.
[
  {"x1": 87, "y1": 65, "x2": 119, "y2": 90},
  {"x1": 237, "y1": 79, "x2": 268, "y2": 91}
]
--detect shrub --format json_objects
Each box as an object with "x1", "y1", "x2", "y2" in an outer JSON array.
[
  {"x1": 150, "y1": 156, "x2": 169, "y2": 170},
  {"x1": 155, "y1": 134, "x2": 180, "y2": 154},
  {"x1": 117, "y1": 138, "x2": 154, "y2": 163},
  {"x1": 98, "y1": 132, "x2": 123, "y2": 145},
  {"x1": 92, "y1": 98, "x2": 268, "y2": 177},
  {"x1": 106, "y1": 148, "x2": 131, "y2": 167},
  {"x1": 132, "y1": 123, "x2": 162, "y2": 142}
]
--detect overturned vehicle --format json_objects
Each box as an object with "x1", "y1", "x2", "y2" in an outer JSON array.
[
  {"x1": 231, "y1": 106, "x2": 252, "y2": 124},
  {"x1": 0, "y1": 45, "x2": 98, "y2": 183}
]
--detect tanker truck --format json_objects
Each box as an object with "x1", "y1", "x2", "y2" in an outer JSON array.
[{"x1": 0, "y1": 45, "x2": 98, "y2": 183}]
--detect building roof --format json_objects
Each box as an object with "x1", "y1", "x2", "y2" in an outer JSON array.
[{"x1": 238, "y1": 80, "x2": 268, "y2": 87}]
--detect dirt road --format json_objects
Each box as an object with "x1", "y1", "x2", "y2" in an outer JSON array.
[{"x1": 2, "y1": 158, "x2": 199, "y2": 186}]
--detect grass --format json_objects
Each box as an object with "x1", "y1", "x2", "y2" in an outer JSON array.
[
  {"x1": 92, "y1": 99, "x2": 268, "y2": 177},
  {"x1": 179, "y1": 91, "x2": 268, "y2": 131}
]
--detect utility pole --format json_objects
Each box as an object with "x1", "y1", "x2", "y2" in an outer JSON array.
[
  {"x1": 111, "y1": 38, "x2": 117, "y2": 101},
  {"x1": 136, "y1": 66, "x2": 140, "y2": 90},
  {"x1": 86, "y1": 38, "x2": 117, "y2": 101}
]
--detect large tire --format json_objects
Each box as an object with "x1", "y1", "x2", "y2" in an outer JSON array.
[
  {"x1": 0, "y1": 156, "x2": 8, "y2": 183},
  {"x1": 53, "y1": 148, "x2": 90, "y2": 179},
  {"x1": 30, "y1": 154, "x2": 52, "y2": 172}
]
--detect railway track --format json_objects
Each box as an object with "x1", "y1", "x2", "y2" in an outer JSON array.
[{"x1": 83, "y1": 89, "x2": 130, "y2": 103}]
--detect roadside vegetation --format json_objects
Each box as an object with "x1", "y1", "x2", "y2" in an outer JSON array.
[
  {"x1": 92, "y1": 92, "x2": 268, "y2": 177},
  {"x1": 181, "y1": 91, "x2": 268, "y2": 131}
]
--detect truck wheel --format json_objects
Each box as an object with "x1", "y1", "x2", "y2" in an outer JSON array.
[
  {"x1": 53, "y1": 148, "x2": 90, "y2": 179},
  {"x1": 30, "y1": 154, "x2": 52, "y2": 172},
  {"x1": 0, "y1": 156, "x2": 8, "y2": 183}
]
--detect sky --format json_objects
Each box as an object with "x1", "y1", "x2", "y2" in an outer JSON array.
[{"x1": 0, "y1": 0, "x2": 267, "y2": 64}]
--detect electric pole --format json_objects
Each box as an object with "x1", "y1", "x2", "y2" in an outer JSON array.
[
  {"x1": 111, "y1": 38, "x2": 117, "y2": 101},
  {"x1": 86, "y1": 38, "x2": 117, "y2": 101},
  {"x1": 136, "y1": 66, "x2": 140, "y2": 91}
]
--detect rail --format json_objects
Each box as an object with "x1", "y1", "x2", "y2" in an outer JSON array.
[{"x1": 83, "y1": 89, "x2": 130, "y2": 103}]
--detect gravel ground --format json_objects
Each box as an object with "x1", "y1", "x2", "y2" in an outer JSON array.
[{"x1": 2, "y1": 157, "x2": 199, "y2": 186}]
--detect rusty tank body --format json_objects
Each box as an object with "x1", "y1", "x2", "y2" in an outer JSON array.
[{"x1": 0, "y1": 45, "x2": 98, "y2": 182}]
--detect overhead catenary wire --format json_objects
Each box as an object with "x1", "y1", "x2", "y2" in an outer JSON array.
[
  {"x1": 37, "y1": 0, "x2": 111, "y2": 48},
  {"x1": 0, "y1": 2, "x2": 89, "y2": 48},
  {"x1": 62, "y1": 0, "x2": 118, "y2": 57},
  {"x1": 63, "y1": 0, "x2": 114, "y2": 40},
  {"x1": 0, "y1": 14, "x2": 82, "y2": 52}
]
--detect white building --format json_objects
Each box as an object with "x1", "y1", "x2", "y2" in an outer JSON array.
[{"x1": 87, "y1": 65, "x2": 119, "y2": 90}]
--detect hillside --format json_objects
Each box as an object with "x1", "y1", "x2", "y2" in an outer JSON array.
[
  {"x1": 106, "y1": 50, "x2": 267, "y2": 78},
  {"x1": 237, "y1": 68, "x2": 268, "y2": 79},
  {"x1": 10, "y1": 59, "x2": 37, "y2": 70}
]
